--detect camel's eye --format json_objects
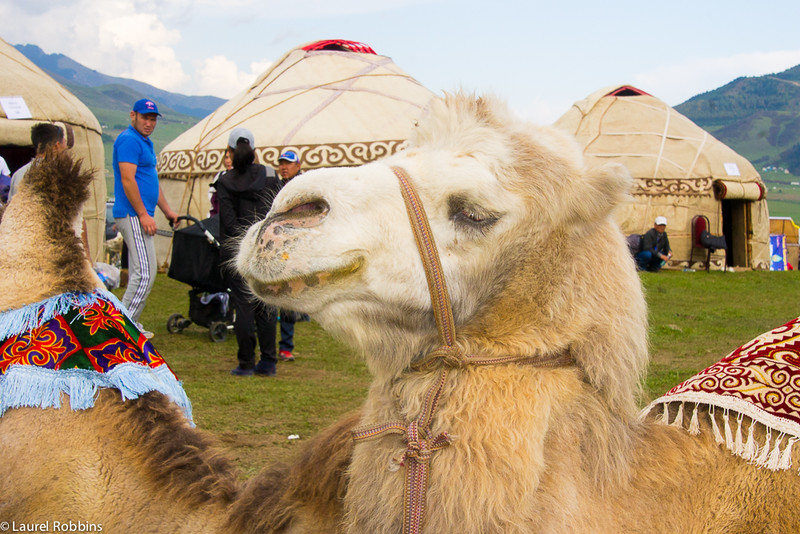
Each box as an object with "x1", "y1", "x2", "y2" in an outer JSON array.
[{"x1": 448, "y1": 197, "x2": 499, "y2": 235}]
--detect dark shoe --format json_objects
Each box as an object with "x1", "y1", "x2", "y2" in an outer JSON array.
[
  {"x1": 279, "y1": 350, "x2": 295, "y2": 362},
  {"x1": 230, "y1": 366, "x2": 254, "y2": 377},
  {"x1": 254, "y1": 360, "x2": 276, "y2": 377}
]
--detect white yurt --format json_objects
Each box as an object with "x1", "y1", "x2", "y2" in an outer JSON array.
[
  {"x1": 555, "y1": 85, "x2": 770, "y2": 270},
  {"x1": 156, "y1": 39, "x2": 436, "y2": 267},
  {"x1": 0, "y1": 36, "x2": 106, "y2": 262}
]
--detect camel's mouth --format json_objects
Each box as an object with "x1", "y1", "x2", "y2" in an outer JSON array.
[{"x1": 246, "y1": 256, "x2": 365, "y2": 298}]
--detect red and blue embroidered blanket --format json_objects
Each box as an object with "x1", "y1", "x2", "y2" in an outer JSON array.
[{"x1": 0, "y1": 289, "x2": 192, "y2": 423}]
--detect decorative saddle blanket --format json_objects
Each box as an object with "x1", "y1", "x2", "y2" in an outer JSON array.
[
  {"x1": 642, "y1": 316, "x2": 800, "y2": 473},
  {"x1": 0, "y1": 289, "x2": 193, "y2": 424}
]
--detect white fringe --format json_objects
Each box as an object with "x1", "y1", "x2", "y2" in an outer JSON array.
[
  {"x1": 647, "y1": 401, "x2": 799, "y2": 474},
  {"x1": 723, "y1": 409, "x2": 734, "y2": 451},
  {"x1": 743, "y1": 419, "x2": 758, "y2": 461},
  {"x1": 688, "y1": 404, "x2": 700, "y2": 435},
  {"x1": 0, "y1": 363, "x2": 194, "y2": 425},
  {"x1": 660, "y1": 403, "x2": 670, "y2": 425},
  {"x1": 756, "y1": 428, "x2": 773, "y2": 466},
  {"x1": 670, "y1": 403, "x2": 685, "y2": 428},
  {"x1": 767, "y1": 434, "x2": 785, "y2": 470},
  {"x1": 709, "y1": 406, "x2": 724, "y2": 445},
  {"x1": 780, "y1": 438, "x2": 796, "y2": 470},
  {"x1": 734, "y1": 412, "x2": 745, "y2": 456}
]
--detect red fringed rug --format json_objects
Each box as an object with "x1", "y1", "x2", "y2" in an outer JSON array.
[{"x1": 641, "y1": 316, "x2": 800, "y2": 472}]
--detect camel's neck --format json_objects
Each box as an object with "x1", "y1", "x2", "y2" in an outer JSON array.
[{"x1": 344, "y1": 363, "x2": 631, "y2": 533}]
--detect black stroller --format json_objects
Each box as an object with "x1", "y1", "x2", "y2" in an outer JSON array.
[{"x1": 166, "y1": 215, "x2": 234, "y2": 342}]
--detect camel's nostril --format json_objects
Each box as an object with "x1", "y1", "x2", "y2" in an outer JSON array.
[
  {"x1": 289, "y1": 201, "x2": 325, "y2": 215},
  {"x1": 279, "y1": 198, "x2": 329, "y2": 227}
]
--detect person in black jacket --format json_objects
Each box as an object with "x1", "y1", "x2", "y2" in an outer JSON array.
[
  {"x1": 216, "y1": 127, "x2": 282, "y2": 376},
  {"x1": 635, "y1": 216, "x2": 672, "y2": 272}
]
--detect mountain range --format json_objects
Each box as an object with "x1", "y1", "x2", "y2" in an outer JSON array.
[
  {"x1": 15, "y1": 44, "x2": 224, "y2": 119},
  {"x1": 14, "y1": 44, "x2": 225, "y2": 182},
  {"x1": 14, "y1": 44, "x2": 800, "y2": 180},
  {"x1": 674, "y1": 64, "x2": 800, "y2": 175}
]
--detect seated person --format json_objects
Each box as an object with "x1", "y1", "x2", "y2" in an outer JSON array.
[{"x1": 635, "y1": 216, "x2": 672, "y2": 272}]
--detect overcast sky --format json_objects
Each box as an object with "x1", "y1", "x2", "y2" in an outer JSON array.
[{"x1": 2, "y1": 0, "x2": 799, "y2": 123}]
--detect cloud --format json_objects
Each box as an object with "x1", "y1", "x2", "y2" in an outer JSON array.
[
  {"x1": 0, "y1": 0, "x2": 190, "y2": 91},
  {"x1": 216, "y1": 0, "x2": 436, "y2": 18},
  {"x1": 192, "y1": 55, "x2": 272, "y2": 98},
  {"x1": 634, "y1": 50, "x2": 800, "y2": 106}
]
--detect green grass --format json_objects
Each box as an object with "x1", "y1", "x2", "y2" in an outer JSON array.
[
  {"x1": 125, "y1": 270, "x2": 800, "y2": 478},
  {"x1": 120, "y1": 275, "x2": 370, "y2": 478}
]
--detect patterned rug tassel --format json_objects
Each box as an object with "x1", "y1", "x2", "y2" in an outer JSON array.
[
  {"x1": 756, "y1": 429, "x2": 773, "y2": 466},
  {"x1": 734, "y1": 413, "x2": 745, "y2": 456},
  {"x1": 723, "y1": 410, "x2": 734, "y2": 450},
  {"x1": 688, "y1": 404, "x2": 700, "y2": 435},
  {"x1": 670, "y1": 403, "x2": 684, "y2": 428},
  {"x1": 660, "y1": 403, "x2": 670, "y2": 425},
  {"x1": 779, "y1": 437, "x2": 796, "y2": 470},
  {"x1": 709, "y1": 407, "x2": 724, "y2": 445},
  {"x1": 743, "y1": 419, "x2": 758, "y2": 461},
  {"x1": 767, "y1": 434, "x2": 785, "y2": 470}
]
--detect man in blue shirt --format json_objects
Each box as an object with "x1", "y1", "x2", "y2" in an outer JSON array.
[{"x1": 113, "y1": 98, "x2": 178, "y2": 336}]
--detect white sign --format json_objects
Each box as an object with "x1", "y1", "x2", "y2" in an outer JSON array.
[
  {"x1": 0, "y1": 96, "x2": 33, "y2": 119},
  {"x1": 723, "y1": 162, "x2": 741, "y2": 176}
]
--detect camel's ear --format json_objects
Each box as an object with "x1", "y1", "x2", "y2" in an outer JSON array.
[{"x1": 563, "y1": 162, "x2": 633, "y2": 228}]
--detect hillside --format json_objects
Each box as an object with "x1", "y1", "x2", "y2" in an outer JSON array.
[
  {"x1": 14, "y1": 44, "x2": 220, "y2": 190},
  {"x1": 15, "y1": 44, "x2": 224, "y2": 118},
  {"x1": 676, "y1": 65, "x2": 800, "y2": 172}
]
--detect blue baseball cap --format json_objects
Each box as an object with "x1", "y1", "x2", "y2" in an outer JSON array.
[
  {"x1": 132, "y1": 98, "x2": 161, "y2": 116},
  {"x1": 279, "y1": 150, "x2": 299, "y2": 163}
]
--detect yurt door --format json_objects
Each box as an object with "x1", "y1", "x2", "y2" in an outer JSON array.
[{"x1": 721, "y1": 199, "x2": 751, "y2": 268}]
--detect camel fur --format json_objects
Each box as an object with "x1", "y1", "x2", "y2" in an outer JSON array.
[
  {"x1": 236, "y1": 92, "x2": 800, "y2": 533},
  {"x1": 0, "y1": 96, "x2": 798, "y2": 533},
  {"x1": 0, "y1": 151, "x2": 353, "y2": 533}
]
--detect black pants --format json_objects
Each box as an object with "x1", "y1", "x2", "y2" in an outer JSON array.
[{"x1": 227, "y1": 273, "x2": 277, "y2": 369}]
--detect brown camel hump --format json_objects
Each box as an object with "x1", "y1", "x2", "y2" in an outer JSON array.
[
  {"x1": 227, "y1": 409, "x2": 361, "y2": 532},
  {"x1": 23, "y1": 147, "x2": 93, "y2": 222},
  {"x1": 0, "y1": 148, "x2": 97, "y2": 305},
  {"x1": 96, "y1": 388, "x2": 240, "y2": 507}
]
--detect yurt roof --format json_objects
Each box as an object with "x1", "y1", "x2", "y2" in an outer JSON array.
[
  {"x1": 0, "y1": 37, "x2": 102, "y2": 143},
  {"x1": 158, "y1": 39, "x2": 437, "y2": 178},
  {"x1": 554, "y1": 84, "x2": 765, "y2": 200},
  {"x1": 0, "y1": 36, "x2": 106, "y2": 263}
]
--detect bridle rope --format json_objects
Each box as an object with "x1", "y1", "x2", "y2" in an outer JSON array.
[{"x1": 352, "y1": 166, "x2": 573, "y2": 534}]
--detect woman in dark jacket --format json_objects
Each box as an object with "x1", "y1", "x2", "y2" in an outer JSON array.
[{"x1": 216, "y1": 127, "x2": 282, "y2": 376}]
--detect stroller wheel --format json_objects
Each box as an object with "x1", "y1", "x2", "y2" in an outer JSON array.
[
  {"x1": 167, "y1": 313, "x2": 188, "y2": 334},
  {"x1": 209, "y1": 321, "x2": 229, "y2": 343}
]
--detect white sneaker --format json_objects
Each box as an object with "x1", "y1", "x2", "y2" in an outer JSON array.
[{"x1": 136, "y1": 322, "x2": 155, "y2": 340}]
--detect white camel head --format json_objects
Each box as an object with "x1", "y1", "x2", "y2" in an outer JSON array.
[{"x1": 237, "y1": 93, "x2": 648, "y2": 414}]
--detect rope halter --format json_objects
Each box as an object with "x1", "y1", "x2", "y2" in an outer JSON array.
[{"x1": 352, "y1": 166, "x2": 573, "y2": 534}]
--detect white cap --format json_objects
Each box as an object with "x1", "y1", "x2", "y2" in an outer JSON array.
[
  {"x1": 228, "y1": 127, "x2": 255, "y2": 149},
  {"x1": 655, "y1": 216, "x2": 667, "y2": 226}
]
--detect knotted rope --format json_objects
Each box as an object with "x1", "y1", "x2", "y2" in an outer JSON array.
[{"x1": 352, "y1": 166, "x2": 572, "y2": 533}]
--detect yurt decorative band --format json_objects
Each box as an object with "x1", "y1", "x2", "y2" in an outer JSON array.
[{"x1": 158, "y1": 140, "x2": 407, "y2": 177}]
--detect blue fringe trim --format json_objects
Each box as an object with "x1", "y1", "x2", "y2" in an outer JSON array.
[
  {"x1": 0, "y1": 288, "x2": 133, "y2": 342},
  {"x1": 0, "y1": 363, "x2": 194, "y2": 426}
]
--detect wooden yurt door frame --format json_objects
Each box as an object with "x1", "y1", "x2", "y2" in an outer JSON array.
[{"x1": 721, "y1": 199, "x2": 753, "y2": 268}]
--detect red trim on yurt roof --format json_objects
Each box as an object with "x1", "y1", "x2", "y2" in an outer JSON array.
[
  {"x1": 606, "y1": 85, "x2": 651, "y2": 97},
  {"x1": 302, "y1": 40, "x2": 377, "y2": 54}
]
